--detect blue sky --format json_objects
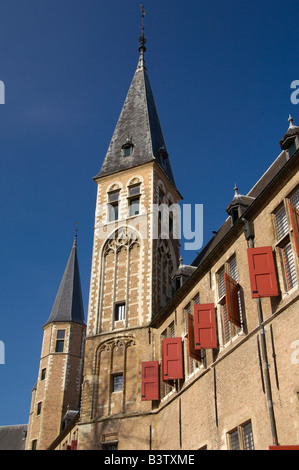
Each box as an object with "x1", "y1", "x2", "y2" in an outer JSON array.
[{"x1": 0, "y1": 0, "x2": 298, "y2": 426}]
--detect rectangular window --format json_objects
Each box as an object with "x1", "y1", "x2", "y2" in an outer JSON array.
[
  {"x1": 290, "y1": 188, "x2": 299, "y2": 209},
  {"x1": 275, "y1": 205, "x2": 289, "y2": 240},
  {"x1": 129, "y1": 197, "x2": 140, "y2": 216},
  {"x1": 184, "y1": 303, "x2": 191, "y2": 335},
  {"x1": 115, "y1": 303, "x2": 125, "y2": 321},
  {"x1": 228, "y1": 256, "x2": 238, "y2": 281},
  {"x1": 129, "y1": 184, "x2": 140, "y2": 197},
  {"x1": 221, "y1": 303, "x2": 231, "y2": 344},
  {"x1": 289, "y1": 202, "x2": 299, "y2": 256},
  {"x1": 108, "y1": 190, "x2": 119, "y2": 222},
  {"x1": 186, "y1": 294, "x2": 205, "y2": 371},
  {"x1": 242, "y1": 421, "x2": 255, "y2": 450},
  {"x1": 289, "y1": 140, "x2": 297, "y2": 157},
  {"x1": 273, "y1": 197, "x2": 298, "y2": 292},
  {"x1": 112, "y1": 374, "x2": 123, "y2": 392},
  {"x1": 218, "y1": 257, "x2": 243, "y2": 345},
  {"x1": 108, "y1": 203, "x2": 119, "y2": 222},
  {"x1": 103, "y1": 442, "x2": 118, "y2": 450},
  {"x1": 128, "y1": 184, "x2": 141, "y2": 217},
  {"x1": 218, "y1": 267, "x2": 226, "y2": 299},
  {"x1": 55, "y1": 330, "x2": 65, "y2": 352},
  {"x1": 160, "y1": 330, "x2": 173, "y2": 397},
  {"x1": 282, "y1": 242, "x2": 298, "y2": 290},
  {"x1": 41, "y1": 368, "x2": 46, "y2": 381},
  {"x1": 228, "y1": 421, "x2": 255, "y2": 450},
  {"x1": 37, "y1": 402, "x2": 42, "y2": 416},
  {"x1": 228, "y1": 428, "x2": 240, "y2": 450},
  {"x1": 169, "y1": 321, "x2": 175, "y2": 338},
  {"x1": 31, "y1": 440, "x2": 37, "y2": 450},
  {"x1": 123, "y1": 147, "x2": 131, "y2": 157}
]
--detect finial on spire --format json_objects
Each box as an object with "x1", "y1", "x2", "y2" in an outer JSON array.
[
  {"x1": 73, "y1": 222, "x2": 79, "y2": 247},
  {"x1": 138, "y1": 5, "x2": 147, "y2": 53},
  {"x1": 234, "y1": 183, "x2": 240, "y2": 198},
  {"x1": 288, "y1": 114, "x2": 296, "y2": 129}
]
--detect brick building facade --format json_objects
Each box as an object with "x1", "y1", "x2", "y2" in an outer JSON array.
[{"x1": 26, "y1": 30, "x2": 299, "y2": 451}]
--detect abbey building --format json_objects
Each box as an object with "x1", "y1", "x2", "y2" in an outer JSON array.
[{"x1": 25, "y1": 30, "x2": 299, "y2": 451}]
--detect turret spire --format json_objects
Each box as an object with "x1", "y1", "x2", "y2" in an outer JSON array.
[{"x1": 44, "y1": 234, "x2": 85, "y2": 327}]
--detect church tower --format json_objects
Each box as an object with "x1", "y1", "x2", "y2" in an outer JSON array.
[
  {"x1": 26, "y1": 234, "x2": 86, "y2": 450},
  {"x1": 78, "y1": 24, "x2": 182, "y2": 450}
]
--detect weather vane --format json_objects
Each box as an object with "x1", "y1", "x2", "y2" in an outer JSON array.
[
  {"x1": 73, "y1": 221, "x2": 79, "y2": 246},
  {"x1": 139, "y1": 5, "x2": 147, "y2": 51}
]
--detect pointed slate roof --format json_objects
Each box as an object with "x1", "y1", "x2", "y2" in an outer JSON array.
[
  {"x1": 95, "y1": 39, "x2": 176, "y2": 187},
  {"x1": 44, "y1": 235, "x2": 85, "y2": 327}
]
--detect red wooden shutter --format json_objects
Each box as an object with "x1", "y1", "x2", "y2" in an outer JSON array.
[
  {"x1": 247, "y1": 247, "x2": 279, "y2": 298},
  {"x1": 193, "y1": 304, "x2": 217, "y2": 349},
  {"x1": 224, "y1": 273, "x2": 241, "y2": 328},
  {"x1": 70, "y1": 440, "x2": 77, "y2": 450},
  {"x1": 141, "y1": 361, "x2": 159, "y2": 401},
  {"x1": 187, "y1": 313, "x2": 202, "y2": 361},
  {"x1": 289, "y1": 203, "x2": 299, "y2": 256},
  {"x1": 162, "y1": 337, "x2": 183, "y2": 381}
]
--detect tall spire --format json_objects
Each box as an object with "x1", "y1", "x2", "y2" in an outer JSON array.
[
  {"x1": 95, "y1": 8, "x2": 176, "y2": 188},
  {"x1": 44, "y1": 234, "x2": 85, "y2": 327}
]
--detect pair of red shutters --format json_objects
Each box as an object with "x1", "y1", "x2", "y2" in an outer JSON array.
[
  {"x1": 246, "y1": 201, "x2": 299, "y2": 295},
  {"x1": 141, "y1": 337, "x2": 183, "y2": 402},
  {"x1": 141, "y1": 305, "x2": 218, "y2": 401},
  {"x1": 246, "y1": 205, "x2": 299, "y2": 296}
]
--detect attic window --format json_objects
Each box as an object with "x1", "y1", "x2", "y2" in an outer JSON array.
[
  {"x1": 123, "y1": 146, "x2": 132, "y2": 157},
  {"x1": 231, "y1": 207, "x2": 240, "y2": 224},
  {"x1": 289, "y1": 140, "x2": 297, "y2": 157},
  {"x1": 122, "y1": 140, "x2": 134, "y2": 157}
]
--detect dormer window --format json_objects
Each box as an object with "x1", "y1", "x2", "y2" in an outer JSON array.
[
  {"x1": 288, "y1": 139, "x2": 297, "y2": 158},
  {"x1": 122, "y1": 139, "x2": 134, "y2": 157},
  {"x1": 123, "y1": 146, "x2": 132, "y2": 157},
  {"x1": 226, "y1": 185, "x2": 255, "y2": 226}
]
